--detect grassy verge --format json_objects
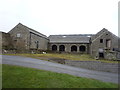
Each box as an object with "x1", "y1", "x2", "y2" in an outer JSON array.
[
  {"x1": 2, "y1": 64, "x2": 118, "y2": 88},
  {"x1": 4, "y1": 53, "x2": 119, "y2": 63}
]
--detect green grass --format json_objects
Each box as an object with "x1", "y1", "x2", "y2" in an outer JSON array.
[
  {"x1": 4, "y1": 53, "x2": 119, "y2": 63},
  {"x1": 2, "y1": 64, "x2": 118, "y2": 88}
]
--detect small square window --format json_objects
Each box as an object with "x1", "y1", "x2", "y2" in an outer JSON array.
[
  {"x1": 17, "y1": 33, "x2": 21, "y2": 37},
  {"x1": 100, "y1": 39, "x2": 103, "y2": 43}
]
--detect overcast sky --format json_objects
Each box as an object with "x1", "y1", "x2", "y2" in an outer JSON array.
[{"x1": 0, "y1": 0, "x2": 119, "y2": 36}]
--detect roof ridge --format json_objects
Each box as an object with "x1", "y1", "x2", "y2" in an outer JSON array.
[
  {"x1": 18, "y1": 23, "x2": 47, "y2": 38},
  {"x1": 49, "y1": 34, "x2": 94, "y2": 36}
]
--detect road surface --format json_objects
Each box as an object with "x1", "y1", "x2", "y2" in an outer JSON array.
[{"x1": 1, "y1": 55, "x2": 118, "y2": 84}]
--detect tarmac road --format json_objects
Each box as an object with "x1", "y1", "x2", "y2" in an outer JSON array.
[{"x1": 1, "y1": 55, "x2": 118, "y2": 84}]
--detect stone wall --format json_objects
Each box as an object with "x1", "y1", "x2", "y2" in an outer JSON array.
[
  {"x1": 1, "y1": 23, "x2": 120, "y2": 60},
  {"x1": 49, "y1": 43, "x2": 89, "y2": 53},
  {"x1": 0, "y1": 32, "x2": 13, "y2": 50},
  {"x1": 30, "y1": 32, "x2": 49, "y2": 50},
  {"x1": 91, "y1": 29, "x2": 119, "y2": 60},
  {"x1": 8, "y1": 23, "x2": 30, "y2": 50},
  {"x1": 8, "y1": 23, "x2": 49, "y2": 51}
]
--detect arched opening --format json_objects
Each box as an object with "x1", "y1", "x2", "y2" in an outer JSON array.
[
  {"x1": 59, "y1": 45, "x2": 65, "y2": 52},
  {"x1": 52, "y1": 45, "x2": 57, "y2": 51},
  {"x1": 99, "y1": 53, "x2": 104, "y2": 58},
  {"x1": 79, "y1": 45, "x2": 86, "y2": 52},
  {"x1": 71, "y1": 45, "x2": 77, "y2": 52}
]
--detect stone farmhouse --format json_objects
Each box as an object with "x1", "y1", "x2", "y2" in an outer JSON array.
[{"x1": 1, "y1": 23, "x2": 120, "y2": 60}]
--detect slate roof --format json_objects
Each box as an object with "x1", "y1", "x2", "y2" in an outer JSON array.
[
  {"x1": 49, "y1": 34, "x2": 94, "y2": 43},
  {"x1": 18, "y1": 23, "x2": 48, "y2": 39}
]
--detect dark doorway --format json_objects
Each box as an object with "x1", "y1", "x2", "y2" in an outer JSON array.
[
  {"x1": 99, "y1": 53, "x2": 104, "y2": 58},
  {"x1": 79, "y1": 45, "x2": 86, "y2": 52},
  {"x1": 71, "y1": 45, "x2": 77, "y2": 52},
  {"x1": 52, "y1": 45, "x2": 57, "y2": 51},
  {"x1": 59, "y1": 45, "x2": 65, "y2": 52},
  {"x1": 35, "y1": 41, "x2": 39, "y2": 49}
]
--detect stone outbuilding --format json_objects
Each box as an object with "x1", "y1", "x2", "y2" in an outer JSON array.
[
  {"x1": 0, "y1": 23, "x2": 120, "y2": 60},
  {"x1": 48, "y1": 34, "x2": 93, "y2": 53},
  {"x1": 90, "y1": 28, "x2": 120, "y2": 60},
  {"x1": 8, "y1": 23, "x2": 49, "y2": 51}
]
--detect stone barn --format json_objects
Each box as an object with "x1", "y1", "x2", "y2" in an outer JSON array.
[
  {"x1": 8, "y1": 23, "x2": 49, "y2": 51},
  {"x1": 48, "y1": 34, "x2": 93, "y2": 53},
  {"x1": 0, "y1": 23, "x2": 120, "y2": 60},
  {"x1": 90, "y1": 28, "x2": 120, "y2": 60}
]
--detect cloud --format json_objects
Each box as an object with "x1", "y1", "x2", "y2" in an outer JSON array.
[{"x1": 0, "y1": 0, "x2": 119, "y2": 36}]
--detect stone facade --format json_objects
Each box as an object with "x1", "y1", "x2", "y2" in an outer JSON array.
[
  {"x1": 0, "y1": 23, "x2": 120, "y2": 60},
  {"x1": 49, "y1": 43, "x2": 90, "y2": 53},
  {"x1": 8, "y1": 23, "x2": 49, "y2": 51},
  {"x1": 30, "y1": 32, "x2": 48, "y2": 50},
  {"x1": 90, "y1": 28, "x2": 120, "y2": 60},
  {"x1": 48, "y1": 34, "x2": 91, "y2": 54},
  {"x1": 0, "y1": 32, "x2": 13, "y2": 50}
]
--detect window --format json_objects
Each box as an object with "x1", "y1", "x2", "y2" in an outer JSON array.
[
  {"x1": 106, "y1": 39, "x2": 111, "y2": 48},
  {"x1": 16, "y1": 33, "x2": 21, "y2": 37},
  {"x1": 100, "y1": 39, "x2": 103, "y2": 43}
]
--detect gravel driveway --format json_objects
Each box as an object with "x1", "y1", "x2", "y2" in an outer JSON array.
[{"x1": 1, "y1": 55, "x2": 118, "y2": 84}]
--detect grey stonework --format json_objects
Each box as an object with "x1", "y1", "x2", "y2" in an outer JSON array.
[
  {"x1": 30, "y1": 32, "x2": 48, "y2": 50},
  {"x1": 90, "y1": 28, "x2": 120, "y2": 60},
  {"x1": 0, "y1": 23, "x2": 120, "y2": 60},
  {"x1": 48, "y1": 34, "x2": 92, "y2": 54},
  {"x1": 49, "y1": 43, "x2": 89, "y2": 53},
  {"x1": 8, "y1": 23, "x2": 49, "y2": 51},
  {"x1": 0, "y1": 32, "x2": 13, "y2": 50}
]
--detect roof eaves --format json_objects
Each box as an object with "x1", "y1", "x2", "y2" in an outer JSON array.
[{"x1": 19, "y1": 23, "x2": 48, "y2": 39}]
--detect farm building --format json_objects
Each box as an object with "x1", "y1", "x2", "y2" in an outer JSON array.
[
  {"x1": 8, "y1": 23, "x2": 49, "y2": 51},
  {"x1": 0, "y1": 23, "x2": 120, "y2": 60},
  {"x1": 48, "y1": 34, "x2": 93, "y2": 54}
]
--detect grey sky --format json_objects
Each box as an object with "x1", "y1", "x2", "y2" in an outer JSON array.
[{"x1": 0, "y1": 0, "x2": 119, "y2": 36}]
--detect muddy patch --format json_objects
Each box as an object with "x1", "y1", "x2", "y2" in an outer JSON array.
[{"x1": 48, "y1": 58, "x2": 66, "y2": 64}]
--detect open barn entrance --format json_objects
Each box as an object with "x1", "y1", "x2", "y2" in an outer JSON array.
[
  {"x1": 71, "y1": 45, "x2": 77, "y2": 52},
  {"x1": 52, "y1": 45, "x2": 57, "y2": 51},
  {"x1": 79, "y1": 45, "x2": 86, "y2": 52},
  {"x1": 99, "y1": 53, "x2": 104, "y2": 58},
  {"x1": 59, "y1": 45, "x2": 65, "y2": 52}
]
